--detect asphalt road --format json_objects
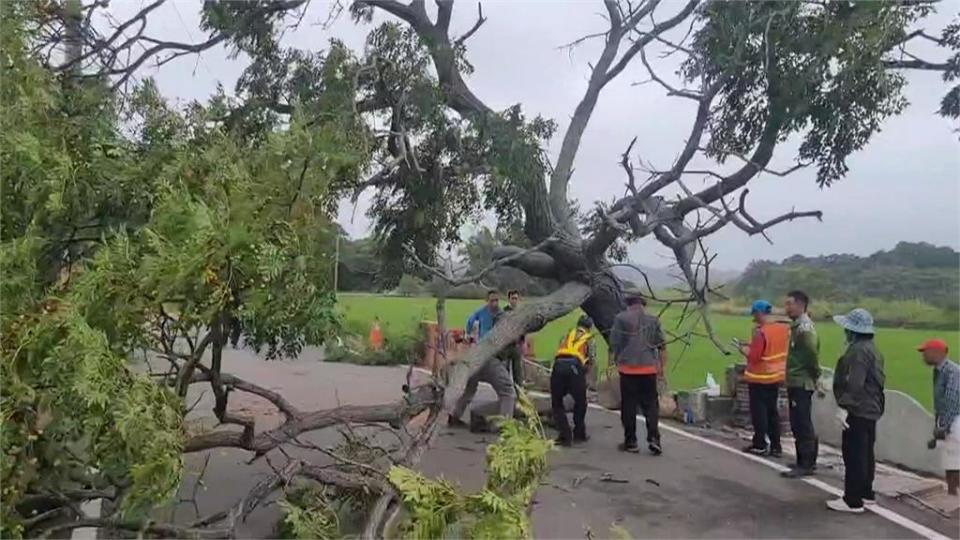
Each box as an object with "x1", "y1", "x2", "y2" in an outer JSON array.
[{"x1": 154, "y1": 353, "x2": 954, "y2": 539}]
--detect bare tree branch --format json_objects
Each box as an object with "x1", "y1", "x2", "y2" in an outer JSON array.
[
  {"x1": 883, "y1": 58, "x2": 950, "y2": 71},
  {"x1": 454, "y1": 3, "x2": 487, "y2": 46},
  {"x1": 674, "y1": 110, "x2": 785, "y2": 215},
  {"x1": 489, "y1": 245, "x2": 558, "y2": 279},
  {"x1": 190, "y1": 370, "x2": 302, "y2": 420},
  {"x1": 184, "y1": 383, "x2": 439, "y2": 453},
  {"x1": 603, "y1": 0, "x2": 699, "y2": 84},
  {"x1": 405, "y1": 236, "x2": 556, "y2": 287},
  {"x1": 635, "y1": 47, "x2": 701, "y2": 100}
]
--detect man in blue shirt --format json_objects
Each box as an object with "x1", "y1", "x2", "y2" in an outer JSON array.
[
  {"x1": 920, "y1": 338, "x2": 960, "y2": 495},
  {"x1": 466, "y1": 290, "x2": 501, "y2": 342}
]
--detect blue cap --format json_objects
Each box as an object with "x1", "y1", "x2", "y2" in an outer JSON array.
[{"x1": 749, "y1": 300, "x2": 773, "y2": 315}]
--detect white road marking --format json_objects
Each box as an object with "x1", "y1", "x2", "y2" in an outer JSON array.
[
  {"x1": 422, "y1": 368, "x2": 950, "y2": 540},
  {"x1": 69, "y1": 497, "x2": 102, "y2": 540}
]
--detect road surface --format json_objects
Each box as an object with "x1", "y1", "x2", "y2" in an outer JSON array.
[{"x1": 150, "y1": 353, "x2": 956, "y2": 539}]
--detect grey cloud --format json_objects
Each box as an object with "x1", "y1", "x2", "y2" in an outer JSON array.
[{"x1": 105, "y1": 1, "x2": 959, "y2": 270}]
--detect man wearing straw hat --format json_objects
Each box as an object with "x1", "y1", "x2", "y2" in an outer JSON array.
[{"x1": 827, "y1": 308, "x2": 886, "y2": 514}]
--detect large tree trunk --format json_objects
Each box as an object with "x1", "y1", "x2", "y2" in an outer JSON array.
[
  {"x1": 444, "y1": 281, "x2": 592, "y2": 407},
  {"x1": 579, "y1": 269, "x2": 625, "y2": 344},
  {"x1": 499, "y1": 231, "x2": 626, "y2": 346}
]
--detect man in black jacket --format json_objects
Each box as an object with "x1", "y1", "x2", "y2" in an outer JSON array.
[
  {"x1": 503, "y1": 290, "x2": 526, "y2": 386},
  {"x1": 828, "y1": 308, "x2": 885, "y2": 514}
]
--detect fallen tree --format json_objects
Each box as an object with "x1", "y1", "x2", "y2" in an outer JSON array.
[{"x1": 5, "y1": 1, "x2": 959, "y2": 538}]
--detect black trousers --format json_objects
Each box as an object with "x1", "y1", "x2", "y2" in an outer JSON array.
[
  {"x1": 747, "y1": 383, "x2": 781, "y2": 451},
  {"x1": 620, "y1": 373, "x2": 659, "y2": 445},
  {"x1": 788, "y1": 387, "x2": 819, "y2": 469},
  {"x1": 550, "y1": 358, "x2": 587, "y2": 441},
  {"x1": 842, "y1": 415, "x2": 877, "y2": 508}
]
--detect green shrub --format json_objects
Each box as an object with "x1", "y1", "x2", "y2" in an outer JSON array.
[
  {"x1": 721, "y1": 297, "x2": 959, "y2": 330},
  {"x1": 388, "y1": 392, "x2": 552, "y2": 539},
  {"x1": 325, "y1": 333, "x2": 424, "y2": 366}
]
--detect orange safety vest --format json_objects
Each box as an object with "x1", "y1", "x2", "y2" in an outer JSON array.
[
  {"x1": 555, "y1": 328, "x2": 594, "y2": 365},
  {"x1": 744, "y1": 323, "x2": 789, "y2": 384}
]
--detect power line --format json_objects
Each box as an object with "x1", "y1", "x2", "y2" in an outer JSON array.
[{"x1": 171, "y1": 0, "x2": 216, "y2": 80}]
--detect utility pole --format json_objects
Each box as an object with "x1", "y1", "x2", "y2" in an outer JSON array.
[
  {"x1": 63, "y1": 0, "x2": 84, "y2": 75},
  {"x1": 333, "y1": 233, "x2": 340, "y2": 297}
]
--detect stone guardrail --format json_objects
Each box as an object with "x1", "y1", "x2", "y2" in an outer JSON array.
[{"x1": 812, "y1": 383, "x2": 944, "y2": 477}]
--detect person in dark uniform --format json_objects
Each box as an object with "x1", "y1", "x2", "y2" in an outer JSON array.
[{"x1": 550, "y1": 315, "x2": 596, "y2": 446}]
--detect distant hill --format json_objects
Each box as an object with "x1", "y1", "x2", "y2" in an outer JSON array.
[
  {"x1": 734, "y1": 242, "x2": 959, "y2": 310},
  {"x1": 612, "y1": 264, "x2": 741, "y2": 292}
]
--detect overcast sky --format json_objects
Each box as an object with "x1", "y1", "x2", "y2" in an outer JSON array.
[{"x1": 105, "y1": 0, "x2": 960, "y2": 270}]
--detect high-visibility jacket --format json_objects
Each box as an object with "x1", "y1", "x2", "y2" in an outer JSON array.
[
  {"x1": 744, "y1": 322, "x2": 789, "y2": 384},
  {"x1": 555, "y1": 327, "x2": 594, "y2": 365}
]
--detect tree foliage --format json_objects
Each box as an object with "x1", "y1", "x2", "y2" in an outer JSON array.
[
  {"x1": 735, "y1": 241, "x2": 960, "y2": 311},
  {"x1": 1, "y1": 3, "x2": 367, "y2": 535},
  {"x1": 388, "y1": 394, "x2": 552, "y2": 539},
  {"x1": 684, "y1": 1, "x2": 929, "y2": 186},
  {"x1": 5, "y1": 0, "x2": 958, "y2": 536}
]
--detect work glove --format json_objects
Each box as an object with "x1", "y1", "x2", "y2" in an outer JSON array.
[
  {"x1": 927, "y1": 438, "x2": 938, "y2": 450},
  {"x1": 835, "y1": 409, "x2": 849, "y2": 431}
]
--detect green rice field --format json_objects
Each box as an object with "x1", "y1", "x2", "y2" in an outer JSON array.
[{"x1": 337, "y1": 293, "x2": 960, "y2": 411}]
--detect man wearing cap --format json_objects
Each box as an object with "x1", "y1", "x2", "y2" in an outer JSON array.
[
  {"x1": 738, "y1": 300, "x2": 789, "y2": 457},
  {"x1": 828, "y1": 308, "x2": 885, "y2": 514},
  {"x1": 611, "y1": 294, "x2": 667, "y2": 455},
  {"x1": 919, "y1": 338, "x2": 960, "y2": 495}
]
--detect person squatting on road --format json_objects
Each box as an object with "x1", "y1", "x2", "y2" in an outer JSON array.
[
  {"x1": 919, "y1": 338, "x2": 960, "y2": 496},
  {"x1": 611, "y1": 294, "x2": 667, "y2": 455},
  {"x1": 448, "y1": 311, "x2": 516, "y2": 429},
  {"x1": 738, "y1": 300, "x2": 789, "y2": 458},
  {"x1": 550, "y1": 315, "x2": 597, "y2": 447},
  {"x1": 828, "y1": 308, "x2": 886, "y2": 514},
  {"x1": 782, "y1": 290, "x2": 822, "y2": 478}
]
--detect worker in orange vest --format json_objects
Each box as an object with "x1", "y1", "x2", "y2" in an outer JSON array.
[
  {"x1": 369, "y1": 317, "x2": 384, "y2": 351},
  {"x1": 551, "y1": 315, "x2": 597, "y2": 446},
  {"x1": 738, "y1": 300, "x2": 789, "y2": 457}
]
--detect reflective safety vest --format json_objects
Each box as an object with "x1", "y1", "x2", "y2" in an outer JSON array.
[
  {"x1": 744, "y1": 323, "x2": 789, "y2": 384},
  {"x1": 555, "y1": 328, "x2": 594, "y2": 365}
]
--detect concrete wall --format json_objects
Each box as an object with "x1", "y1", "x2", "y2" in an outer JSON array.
[{"x1": 812, "y1": 385, "x2": 944, "y2": 476}]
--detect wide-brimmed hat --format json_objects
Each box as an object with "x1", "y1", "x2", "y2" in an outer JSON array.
[{"x1": 833, "y1": 308, "x2": 875, "y2": 335}]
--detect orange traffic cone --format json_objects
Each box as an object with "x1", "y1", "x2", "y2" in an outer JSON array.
[{"x1": 369, "y1": 320, "x2": 384, "y2": 351}]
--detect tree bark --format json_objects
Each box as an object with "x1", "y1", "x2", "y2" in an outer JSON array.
[{"x1": 579, "y1": 270, "x2": 625, "y2": 344}]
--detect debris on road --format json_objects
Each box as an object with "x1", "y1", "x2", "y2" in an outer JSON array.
[
  {"x1": 600, "y1": 472, "x2": 629, "y2": 484},
  {"x1": 572, "y1": 475, "x2": 587, "y2": 489}
]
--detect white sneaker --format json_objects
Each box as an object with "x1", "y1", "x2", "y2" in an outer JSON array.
[
  {"x1": 826, "y1": 498, "x2": 865, "y2": 514},
  {"x1": 863, "y1": 497, "x2": 877, "y2": 506}
]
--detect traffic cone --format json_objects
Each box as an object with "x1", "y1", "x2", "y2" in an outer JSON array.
[{"x1": 369, "y1": 320, "x2": 384, "y2": 351}]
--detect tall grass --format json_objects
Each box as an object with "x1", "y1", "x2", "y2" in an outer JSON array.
[
  {"x1": 713, "y1": 297, "x2": 959, "y2": 330},
  {"x1": 336, "y1": 293, "x2": 960, "y2": 410}
]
